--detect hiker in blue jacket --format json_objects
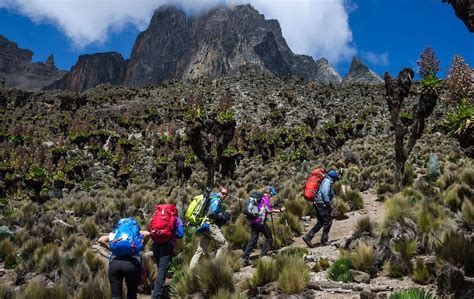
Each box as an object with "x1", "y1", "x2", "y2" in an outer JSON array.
[
  {"x1": 189, "y1": 187, "x2": 230, "y2": 269},
  {"x1": 302, "y1": 169, "x2": 340, "y2": 247}
]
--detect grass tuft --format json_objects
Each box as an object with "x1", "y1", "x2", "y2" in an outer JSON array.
[
  {"x1": 327, "y1": 257, "x2": 353, "y2": 283},
  {"x1": 351, "y1": 241, "x2": 375, "y2": 275}
]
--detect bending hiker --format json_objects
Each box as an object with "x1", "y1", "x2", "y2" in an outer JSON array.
[
  {"x1": 149, "y1": 203, "x2": 184, "y2": 299},
  {"x1": 98, "y1": 218, "x2": 150, "y2": 299},
  {"x1": 189, "y1": 187, "x2": 230, "y2": 269},
  {"x1": 302, "y1": 169, "x2": 340, "y2": 247},
  {"x1": 241, "y1": 186, "x2": 285, "y2": 264}
]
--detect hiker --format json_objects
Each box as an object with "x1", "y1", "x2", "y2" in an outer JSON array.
[
  {"x1": 98, "y1": 218, "x2": 150, "y2": 299},
  {"x1": 148, "y1": 204, "x2": 184, "y2": 299},
  {"x1": 303, "y1": 169, "x2": 340, "y2": 247},
  {"x1": 241, "y1": 186, "x2": 285, "y2": 264},
  {"x1": 189, "y1": 187, "x2": 230, "y2": 269}
]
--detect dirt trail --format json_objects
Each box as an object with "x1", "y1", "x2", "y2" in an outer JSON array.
[{"x1": 294, "y1": 190, "x2": 383, "y2": 253}]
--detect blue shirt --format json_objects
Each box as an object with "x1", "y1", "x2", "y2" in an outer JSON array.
[{"x1": 315, "y1": 177, "x2": 335, "y2": 204}]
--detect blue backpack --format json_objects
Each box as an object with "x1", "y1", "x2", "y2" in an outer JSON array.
[{"x1": 109, "y1": 218, "x2": 144, "y2": 257}]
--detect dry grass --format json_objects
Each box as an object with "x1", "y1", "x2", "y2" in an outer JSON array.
[
  {"x1": 276, "y1": 255, "x2": 309, "y2": 294},
  {"x1": 251, "y1": 256, "x2": 278, "y2": 287},
  {"x1": 382, "y1": 194, "x2": 417, "y2": 231},
  {"x1": 351, "y1": 241, "x2": 375, "y2": 275},
  {"x1": 461, "y1": 199, "x2": 474, "y2": 226},
  {"x1": 196, "y1": 255, "x2": 234, "y2": 296}
]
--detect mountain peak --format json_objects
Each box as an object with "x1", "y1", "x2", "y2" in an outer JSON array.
[{"x1": 342, "y1": 56, "x2": 383, "y2": 85}]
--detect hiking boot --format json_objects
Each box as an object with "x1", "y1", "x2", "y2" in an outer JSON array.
[{"x1": 302, "y1": 236, "x2": 314, "y2": 248}]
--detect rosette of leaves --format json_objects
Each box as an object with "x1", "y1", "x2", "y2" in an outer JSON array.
[
  {"x1": 26, "y1": 166, "x2": 48, "y2": 184},
  {"x1": 444, "y1": 99, "x2": 473, "y2": 135},
  {"x1": 420, "y1": 74, "x2": 442, "y2": 96},
  {"x1": 217, "y1": 110, "x2": 235, "y2": 125}
]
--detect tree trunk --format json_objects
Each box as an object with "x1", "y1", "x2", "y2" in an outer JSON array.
[
  {"x1": 395, "y1": 157, "x2": 406, "y2": 192},
  {"x1": 206, "y1": 161, "x2": 215, "y2": 188}
]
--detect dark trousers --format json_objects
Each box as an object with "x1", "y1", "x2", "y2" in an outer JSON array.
[
  {"x1": 109, "y1": 257, "x2": 141, "y2": 299},
  {"x1": 243, "y1": 222, "x2": 273, "y2": 259},
  {"x1": 151, "y1": 242, "x2": 174, "y2": 299},
  {"x1": 305, "y1": 202, "x2": 333, "y2": 243}
]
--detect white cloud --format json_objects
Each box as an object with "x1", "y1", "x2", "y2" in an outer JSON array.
[
  {"x1": 0, "y1": 0, "x2": 355, "y2": 64},
  {"x1": 362, "y1": 51, "x2": 389, "y2": 66}
]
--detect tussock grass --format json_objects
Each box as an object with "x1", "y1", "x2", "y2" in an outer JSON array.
[
  {"x1": 418, "y1": 201, "x2": 451, "y2": 251},
  {"x1": 0, "y1": 239, "x2": 16, "y2": 269},
  {"x1": 402, "y1": 164, "x2": 415, "y2": 187},
  {"x1": 402, "y1": 188, "x2": 424, "y2": 203},
  {"x1": 196, "y1": 255, "x2": 234, "y2": 296},
  {"x1": 270, "y1": 221, "x2": 293, "y2": 249},
  {"x1": 277, "y1": 255, "x2": 309, "y2": 294},
  {"x1": 412, "y1": 259, "x2": 431, "y2": 285},
  {"x1": 382, "y1": 194, "x2": 417, "y2": 231},
  {"x1": 279, "y1": 211, "x2": 302, "y2": 235},
  {"x1": 389, "y1": 288, "x2": 433, "y2": 299},
  {"x1": 461, "y1": 199, "x2": 474, "y2": 226},
  {"x1": 319, "y1": 257, "x2": 330, "y2": 270},
  {"x1": 377, "y1": 183, "x2": 395, "y2": 195},
  {"x1": 277, "y1": 246, "x2": 308, "y2": 258},
  {"x1": 171, "y1": 269, "x2": 197, "y2": 298},
  {"x1": 285, "y1": 197, "x2": 309, "y2": 217},
  {"x1": 0, "y1": 284, "x2": 15, "y2": 299},
  {"x1": 223, "y1": 215, "x2": 250, "y2": 249},
  {"x1": 210, "y1": 289, "x2": 245, "y2": 299},
  {"x1": 81, "y1": 217, "x2": 99, "y2": 239},
  {"x1": 351, "y1": 241, "x2": 375, "y2": 275},
  {"x1": 251, "y1": 256, "x2": 277, "y2": 287},
  {"x1": 332, "y1": 197, "x2": 349, "y2": 220},
  {"x1": 435, "y1": 230, "x2": 474, "y2": 276},
  {"x1": 77, "y1": 269, "x2": 110, "y2": 299},
  {"x1": 327, "y1": 257, "x2": 353, "y2": 283},
  {"x1": 340, "y1": 187, "x2": 364, "y2": 210},
  {"x1": 354, "y1": 216, "x2": 374, "y2": 237},
  {"x1": 460, "y1": 168, "x2": 474, "y2": 187}
]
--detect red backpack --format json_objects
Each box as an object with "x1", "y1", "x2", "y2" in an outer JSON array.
[
  {"x1": 149, "y1": 204, "x2": 178, "y2": 244},
  {"x1": 303, "y1": 168, "x2": 326, "y2": 201}
]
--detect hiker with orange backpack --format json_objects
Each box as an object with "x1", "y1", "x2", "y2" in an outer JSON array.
[
  {"x1": 302, "y1": 169, "x2": 340, "y2": 247},
  {"x1": 98, "y1": 218, "x2": 150, "y2": 299},
  {"x1": 149, "y1": 203, "x2": 184, "y2": 299}
]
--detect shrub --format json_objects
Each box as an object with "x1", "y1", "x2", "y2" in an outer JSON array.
[
  {"x1": 196, "y1": 256, "x2": 234, "y2": 296},
  {"x1": 277, "y1": 256, "x2": 309, "y2": 294},
  {"x1": 332, "y1": 197, "x2": 350, "y2": 220},
  {"x1": 377, "y1": 183, "x2": 395, "y2": 195},
  {"x1": 277, "y1": 246, "x2": 308, "y2": 258},
  {"x1": 351, "y1": 241, "x2": 375, "y2": 275},
  {"x1": 435, "y1": 231, "x2": 474, "y2": 275},
  {"x1": 252, "y1": 256, "x2": 278, "y2": 286},
  {"x1": 382, "y1": 194, "x2": 417, "y2": 231},
  {"x1": 354, "y1": 216, "x2": 374, "y2": 237},
  {"x1": 340, "y1": 187, "x2": 364, "y2": 210},
  {"x1": 210, "y1": 289, "x2": 245, "y2": 299},
  {"x1": 171, "y1": 269, "x2": 197, "y2": 298},
  {"x1": 0, "y1": 239, "x2": 16, "y2": 269},
  {"x1": 412, "y1": 259, "x2": 431, "y2": 285},
  {"x1": 327, "y1": 257, "x2": 353, "y2": 283},
  {"x1": 461, "y1": 200, "x2": 474, "y2": 226},
  {"x1": 223, "y1": 216, "x2": 250, "y2": 249},
  {"x1": 319, "y1": 257, "x2": 330, "y2": 270},
  {"x1": 280, "y1": 211, "x2": 302, "y2": 235},
  {"x1": 0, "y1": 284, "x2": 15, "y2": 299},
  {"x1": 460, "y1": 168, "x2": 474, "y2": 187},
  {"x1": 81, "y1": 217, "x2": 99, "y2": 239},
  {"x1": 389, "y1": 288, "x2": 433, "y2": 299},
  {"x1": 77, "y1": 269, "x2": 110, "y2": 299}
]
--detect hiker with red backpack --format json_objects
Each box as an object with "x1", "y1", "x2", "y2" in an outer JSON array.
[
  {"x1": 240, "y1": 186, "x2": 285, "y2": 265},
  {"x1": 98, "y1": 218, "x2": 150, "y2": 299},
  {"x1": 148, "y1": 203, "x2": 184, "y2": 299},
  {"x1": 302, "y1": 169, "x2": 340, "y2": 247},
  {"x1": 189, "y1": 187, "x2": 230, "y2": 270}
]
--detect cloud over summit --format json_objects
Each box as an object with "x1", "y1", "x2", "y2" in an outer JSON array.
[{"x1": 0, "y1": 0, "x2": 355, "y2": 64}]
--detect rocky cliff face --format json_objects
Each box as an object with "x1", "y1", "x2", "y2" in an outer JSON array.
[
  {"x1": 124, "y1": 5, "x2": 342, "y2": 86},
  {"x1": 45, "y1": 52, "x2": 126, "y2": 93},
  {"x1": 343, "y1": 57, "x2": 383, "y2": 85},
  {"x1": 444, "y1": 0, "x2": 474, "y2": 32},
  {"x1": 0, "y1": 35, "x2": 65, "y2": 90}
]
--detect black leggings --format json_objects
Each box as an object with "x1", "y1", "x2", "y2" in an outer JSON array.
[
  {"x1": 243, "y1": 222, "x2": 273, "y2": 259},
  {"x1": 108, "y1": 257, "x2": 141, "y2": 299}
]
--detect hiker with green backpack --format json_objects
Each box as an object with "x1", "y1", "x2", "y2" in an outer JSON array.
[
  {"x1": 98, "y1": 218, "x2": 150, "y2": 299},
  {"x1": 188, "y1": 187, "x2": 230, "y2": 270},
  {"x1": 240, "y1": 186, "x2": 285, "y2": 265}
]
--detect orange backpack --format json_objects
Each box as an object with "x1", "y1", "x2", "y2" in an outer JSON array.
[{"x1": 303, "y1": 168, "x2": 326, "y2": 201}]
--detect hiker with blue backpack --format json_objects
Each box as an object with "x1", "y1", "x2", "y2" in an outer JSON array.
[
  {"x1": 148, "y1": 203, "x2": 184, "y2": 299},
  {"x1": 302, "y1": 169, "x2": 340, "y2": 247},
  {"x1": 98, "y1": 218, "x2": 150, "y2": 299},
  {"x1": 240, "y1": 186, "x2": 285, "y2": 265},
  {"x1": 189, "y1": 187, "x2": 230, "y2": 270}
]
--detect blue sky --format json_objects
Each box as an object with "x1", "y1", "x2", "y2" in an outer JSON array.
[{"x1": 0, "y1": 0, "x2": 471, "y2": 78}]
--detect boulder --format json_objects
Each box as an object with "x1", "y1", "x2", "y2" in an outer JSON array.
[
  {"x1": 436, "y1": 265, "x2": 464, "y2": 296},
  {"x1": 349, "y1": 270, "x2": 370, "y2": 283}
]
